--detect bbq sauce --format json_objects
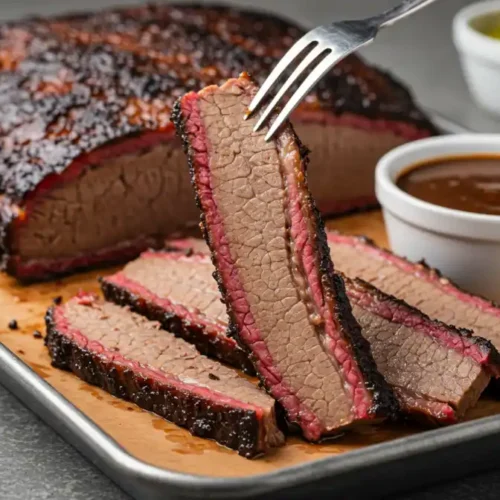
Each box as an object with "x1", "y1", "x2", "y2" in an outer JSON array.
[{"x1": 396, "y1": 155, "x2": 500, "y2": 215}]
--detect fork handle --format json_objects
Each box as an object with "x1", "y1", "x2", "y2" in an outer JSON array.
[{"x1": 372, "y1": 0, "x2": 437, "y2": 29}]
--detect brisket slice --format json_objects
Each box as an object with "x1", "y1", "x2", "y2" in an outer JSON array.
[
  {"x1": 100, "y1": 251, "x2": 255, "y2": 374},
  {"x1": 109, "y1": 246, "x2": 499, "y2": 424},
  {"x1": 172, "y1": 74, "x2": 398, "y2": 440},
  {"x1": 45, "y1": 293, "x2": 284, "y2": 458},
  {"x1": 328, "y1": 232, "x2": 500, "y2": 357},
  {"x1": 0, "y1": 4, "x2": 435, "y2": 281},
  {"x1": 344, "y1": 277, "x2": 500, "y2": 423}
]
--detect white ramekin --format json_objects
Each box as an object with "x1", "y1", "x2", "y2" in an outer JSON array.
[
  {"x1": 453, "y1": 1, "x2": 500, "y2": 115},
  {"x1": 375, "y1": 134, "x2": 500, "y2": 301}
]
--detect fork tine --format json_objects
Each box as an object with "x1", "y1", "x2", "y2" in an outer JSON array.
[
  {"x1": 253, "y1": 44, "x2": 328, "y2": 133},
  {"x1": 265, "y1": 50, "x2": 351, "y2": 141},
  {"x1": 245, "y1": 30, "x2": 320, "y2": 118}
]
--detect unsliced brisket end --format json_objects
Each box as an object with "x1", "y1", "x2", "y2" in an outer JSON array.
[
  {"x1": 100, "y1": 251, "x2": 254, "y2": 374},
  {"x1": 173, "y1": 74, "x2": 398, "y2": 441},
  {"x1": 45, "y1": 293, "x2": 284, "y2": 458},
  {"x1": 0, "y1": 4, "x2": 435, "y2": 280},
  {"x1": 328, "y1": 232, "x2": 500, "y2": 356},
  {"x1": 344, "y1": 276, "x2": 499, "y2": 423}
]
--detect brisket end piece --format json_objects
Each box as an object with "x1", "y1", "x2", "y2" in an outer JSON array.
[
  {"x1": 100, "y1": 250, "x2": 255, "y2": 374},
  {"x1": 173, "y1": 74, "x2": 398, "y2": 441},
  {"x1": 328, "y1": 232, "x2": 500, "y2": 357},
  {"x1": 345, "y1": 276, "x2": 500, "y2": 424},
  {"x1": 45, "y1": 294, "x2": 284, "y2": 458}
]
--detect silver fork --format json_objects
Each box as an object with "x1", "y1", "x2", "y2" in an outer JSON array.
[{"x1": 246, "y1": 0, "x2": 437, "y2": 141}]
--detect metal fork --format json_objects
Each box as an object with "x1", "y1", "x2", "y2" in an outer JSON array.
[{"x1": 247, "y1": 0, "x2": 437, "y2": 141}]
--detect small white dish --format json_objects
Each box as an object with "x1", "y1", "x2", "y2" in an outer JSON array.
[
  {"x1": 453, "y1": 1, "x2": 500, "y2": 116},
  {"x1": 375, "y1": 134, "x2": 500, "y2": 301}
]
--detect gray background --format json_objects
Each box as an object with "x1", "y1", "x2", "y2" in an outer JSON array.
[{"x1": 1, "y1": 0, "x2": 500, "y2": 499}]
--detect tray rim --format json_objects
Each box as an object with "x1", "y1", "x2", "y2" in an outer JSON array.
[{"x1": 0, "y1": 113, "x2": 488, "y2": 499}]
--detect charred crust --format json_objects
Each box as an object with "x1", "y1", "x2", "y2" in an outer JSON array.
[
  {"x1": 350, "y1": 276, "x2": 500, "y2": 370},
  {"x1": 44, "y1": 304, "x2": 266, "y2": 458},
  {"x1": 172, "y1": 97, "x2": 205, "y2": 217},
  {"x1": 7, "y1": 319, "x2": 18, "y2": 330},
  {"x1": 173, "y1": 95, "x2": 236, "y2": 354},
  {"x1": 306, "y1": 192, "x2": 400, "y2": 419},
  {"x1": 99, "y1": 276, "x2": 255, "y2": 374}
]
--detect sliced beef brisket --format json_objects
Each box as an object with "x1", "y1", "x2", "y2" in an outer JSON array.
[
  {"x1": 0, "y1": 4, "x2": 435, "y2": 280},
  {"x1": 45, "y1": 293, "x2": 284, "y2": 458},
  {"x1": 328, "y1": 232, "x2": 500, "y2": 355},
  {"x1": 106, "y1": 246, "x2": 499, "y2": 423},
  {"x1": 344, "y1": 277, "x2": 500, "y2": 423},
  {"x1": 173, "y1": 74, "x2": 398, "y2": 440},
  {"x1": 100, "y1": 251, "x2": 254, "y2": 374}
]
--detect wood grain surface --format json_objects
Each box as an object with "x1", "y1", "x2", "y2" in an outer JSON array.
[{"x1": 0, "y1": 210, "x2": 498, "y2": 478}]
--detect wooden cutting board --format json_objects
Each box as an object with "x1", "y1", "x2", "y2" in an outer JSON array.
[{"x1": 0, "y1": 210, "x2": 498, "y2": 478}]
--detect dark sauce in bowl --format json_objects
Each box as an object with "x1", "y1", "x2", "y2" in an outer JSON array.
[{"x1": 397, "y1": 154, "x2": 500, "y2": 215}]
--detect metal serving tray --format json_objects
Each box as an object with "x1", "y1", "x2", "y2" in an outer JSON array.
[{"x1": 1, "y1": 113, "x2": 495, "y2": 500}]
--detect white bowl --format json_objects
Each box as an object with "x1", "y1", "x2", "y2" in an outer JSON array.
[
  {"x1": 375, "y1": 134, "x2": 500, "y2": 301},
  {"x1": 453, "y1": 1, "x2": 500, "y2": 115}
]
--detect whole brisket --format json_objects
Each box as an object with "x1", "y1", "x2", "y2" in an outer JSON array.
[
  {"x1": 0, "y1": 4, "x2": 435, "y2": 281},
  {"x1": 173, "y1": 74, "x2": 398, "y2": 440},
  {"x1": 328, "y1": 232, "x2": 500, "y2": 356},
  {"x1": 105, "y1": 247, "x2": 500, "y2": 424},
  {"x1": 45, "y1": 293, "x2": 284, "y2": 458}
]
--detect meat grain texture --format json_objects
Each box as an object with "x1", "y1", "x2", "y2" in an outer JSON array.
[
  {"x1": 45, "y1": 294, "x2": 284, "y2": 458},
  {"x1": 173, "y1": 74, "x2": 398, "y2": 440},
  {"x1": 0, "y1": 4, "x2": 436, "y2": 281}
]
